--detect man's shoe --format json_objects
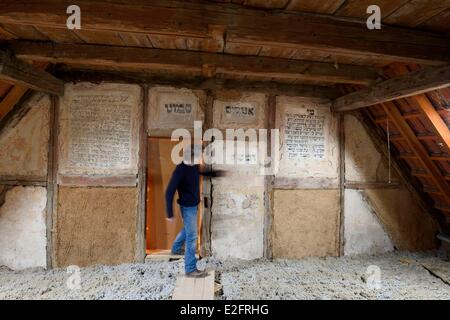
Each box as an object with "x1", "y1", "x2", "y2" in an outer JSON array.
[
  {"x1": 185, "y1": 269, "x2": 208, "y2": 278},
  {"x1": 171, "y1": 250, "x2": 184, "y2": 256}
]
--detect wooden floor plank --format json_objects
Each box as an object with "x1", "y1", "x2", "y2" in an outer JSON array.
[{"x1": 172, "y1": 270, "x2": 215, "y2": 300}]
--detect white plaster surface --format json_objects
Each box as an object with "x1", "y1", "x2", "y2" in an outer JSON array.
[
  {"x1": 344, "y1": 189, "x2": 394, "y2": 256},
  {"x1": 0, "y1": 187, "x2": 47, "y2": 270},
  {"x1": 211, "y1": 186, "x2": 265, "y2": 260},
  {"x1": 0, "y1": 93, "x2": 50, "y2": 178},
  {"x1": 344, "y1": 114, "x2": 394, "y2": 183}
]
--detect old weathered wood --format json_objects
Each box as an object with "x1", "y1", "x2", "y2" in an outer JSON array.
[
  {"x1": 45, "y1": 95, "x2": 57, "y2": 269},
  {"x1": 136, "y1": 85, "x2": 148, "y2": 263},
  {"x1": 200, "y1": 93, "x2": 214, "y2": 258},
  {"x1": 53, "y1": 68, "x2": 338, "y2": 101},
  {"x1": 0, "y1": 85, "x2": 28, "y2": 120},
  {"x1": 50, "y1": 95, "x2": 60, "y2": 267},
  {"x1": 1, "y1": 0, "x2": 449, "y2": 64},
  {"x1": 414, "y1": 94, "x2": 450, "y2": 154},
  {"x1": 382, "y1": 102, "x2": 450, "y2": 206},
  {"x1": 338, "y1": 112, "x2": 345, "y2": 256},
  {"x1": 333, "y1": 65, "x2": 450, "y2": 111},
  {"x1": 0, "y1": 179, "x2": 47, "y2": 186},
  {"x1": 357, "y1": 110, "x2": 448, "y2": 233},
  {"x1": 58, "y1": 175, "x2": 138, "y2": 187},
  {"x1": 344, "y1": 181, "x2": 401, "y2": 189},
  {"x1": 263, "y1": 94, "x2": 276, "y2": 260},
  {"x1": 0, "y1": 49, "x2": 63, "y2": 95},
  {"x1": 11, "y1": 41, "x2": 381, "y2": 85}
]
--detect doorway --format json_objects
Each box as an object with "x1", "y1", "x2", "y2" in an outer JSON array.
[{"x1": 146, "y1": 137, "x2": 203, "y2": 255}]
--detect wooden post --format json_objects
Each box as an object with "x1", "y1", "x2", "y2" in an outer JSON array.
[
  {"x1": 338, "y1": 112, "x2": 346, "y2": 257},
  {"x1": 264, "y1": 94, "x2": 276, "y2": 260},
  {"x1": 49, "y1": 94, "x2": 60, "y2": 268},
  {"x1": 44, "y1": 94, "x2": 57, "y2": 269},
  {"x1": 200, "y1": 92, "x2": 214, "y2": 257},
  {"x1": 136, "y1": 85, "x2": 148, "y2": 262}
]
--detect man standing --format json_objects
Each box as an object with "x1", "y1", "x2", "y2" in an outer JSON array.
[{"x1": 165, "y1": 145, "x2": 224, "y2": 278}]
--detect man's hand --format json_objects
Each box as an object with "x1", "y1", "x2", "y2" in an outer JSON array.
[
  {"x1": 166, "y1": 217, "x2": 174, "y2": 223},
  {"x1": 212, "y1": 170, "x2": 228, "y2": 178}
]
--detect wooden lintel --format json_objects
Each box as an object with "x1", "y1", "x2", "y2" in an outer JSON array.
[
  {"x1": 11, "y1": 41, "x2": 380, "y2": 85},
  {"x1": 0, "y1": 49, "x2": 64, "y2": 95},
  {"x1": 57, "y1": 175, "x2": 138, "y2": 187},
  {"x1": 332, "y1": 64, "x2": 450, "y2": 112},
  {"x1": 52, "y1": 68, "x2": 339, "y2": 101}
]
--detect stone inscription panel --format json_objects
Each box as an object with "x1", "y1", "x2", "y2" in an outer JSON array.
[{"x1": 59, "y1": 83, "x2": 141, "y2": 176}]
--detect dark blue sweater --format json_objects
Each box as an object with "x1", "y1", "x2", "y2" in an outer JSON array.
[{"x1": 165, "y1": 163, "x2": 202, "y2": 219}]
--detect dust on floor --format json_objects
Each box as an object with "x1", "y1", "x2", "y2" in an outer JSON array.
[{"x1": 0, "y1": 251, "x2": 449, "y2": 300}]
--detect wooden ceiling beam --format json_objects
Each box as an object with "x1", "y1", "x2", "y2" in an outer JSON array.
[
  {"x1": 0, "y1": 49, "x2": 63, "y2": 95},
  {"x1": 0, "y1": 0, "x2": 449, "y2": 64},
  {"x1": 332, "y1": 64, "x2": 450, "y2": 112},
  {"x1": 10, "y1": 41, "x2": 381, "y2": 85},
  {"x1": 52, "y1": 67, "x2": 339, "y2": 101}
]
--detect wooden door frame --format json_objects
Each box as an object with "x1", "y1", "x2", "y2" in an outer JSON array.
[{"x1": 145, "y1": 136, "x2": 207, "y2": 255}]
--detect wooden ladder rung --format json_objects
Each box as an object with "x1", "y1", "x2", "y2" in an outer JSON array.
[
  {"x1": 435, "y1": 203, "x2": 450, "y2": 213},
  {"x1": 402, "y1": 110, "x2": 421, "y2": 119},
  {"x1": 389, "y1": 134, "x2": 404, "y2": 141},
  {"x1": 399, "y1": 152, "x2": 417, "y2": 159},
  {"x1": 416, "y1": 134, "x2": 437, "y2": 141},
  {"x1": 423, "y1": 185, "x2": 441, "y2": 194},
  {"x1": 430, "y1": 153, "x2": 450, "y2": 161},
  {"x1": 411, "y1": 169, "x2": 430, "y2": 177},
  {"x1": 374, "y1": 116, "x2": 388, "y2": 124}
]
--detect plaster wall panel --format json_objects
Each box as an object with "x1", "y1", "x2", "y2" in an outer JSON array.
[
  {"x1": 55, "y1": 187, "x2": 139, "y2": 267},
  {"x1": 273, "y1": 189, "x2": 340, "y2": 259},
  {"x1": 344, "y1": 189, "x2": 394, "y2": 256},
  {"x1": 0, "y1": 93, "x2": 50, "y2": 178},
  {"x1": 0, "y1": 186, "x2": 47, "y2": 270}
]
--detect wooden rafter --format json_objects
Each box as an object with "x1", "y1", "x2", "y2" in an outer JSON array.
[
  {"x1": 10, "y1": 41, "x2": 381, "y2": 85},
  {"x1": 414, "y1": 94, "x2": 450, "y2": 154},
  {"x1": 0, "y1": 0, "x2": 449, "y2": 64},
  {"x1": 0, "y1": 49, "x2": 63, "y2": 95},
  {"x1": 0, "y1": 61, "x2": 49, "y2": 121},
  {"x1": 382, "y1": 101, "x2": 450, "y2": 209},
  {"x1": 332, "y1": 64, "x2": 450, "y2": 111},
  {"x1": 0, "y1": 84, "x2": 27, "y2": 119}
]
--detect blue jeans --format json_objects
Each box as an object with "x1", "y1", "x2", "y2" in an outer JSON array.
[{"x1": 171, "y1": 205, "x2": 198, "y2": 273}]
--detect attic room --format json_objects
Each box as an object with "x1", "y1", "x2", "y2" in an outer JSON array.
[{"x1": 0, "y1": 0, "x2": 449, "y2": 301}]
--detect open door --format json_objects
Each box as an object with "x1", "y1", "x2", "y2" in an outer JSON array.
[{"x1": 146, "y1": 137, "x2": 202, "y2": 254}]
